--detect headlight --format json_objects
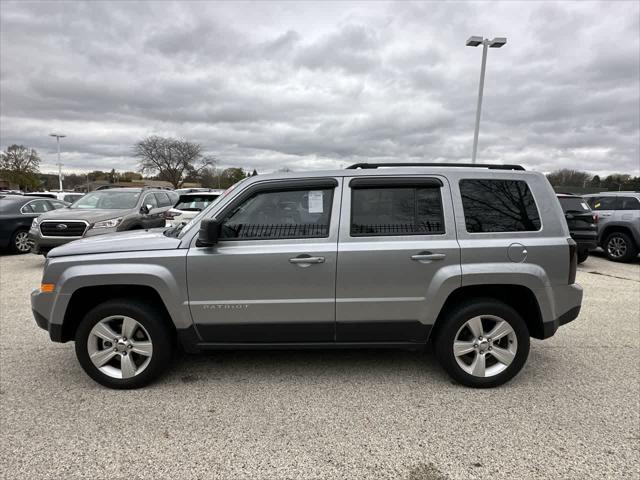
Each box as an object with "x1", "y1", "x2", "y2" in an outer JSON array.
[
  {"x1": 31, "y1": 218, "x2": 38, "y2": 229},
  {"x1": 92, "y1": 217, "x2": 123, "y2": 229}
]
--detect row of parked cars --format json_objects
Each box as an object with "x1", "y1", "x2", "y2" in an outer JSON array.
[
  {"x1": 557, "y1": 191, "x2": 640, "y2": 263},
  {"x1": 0, "y1": 187, "x2": 224, "y2": 255}
]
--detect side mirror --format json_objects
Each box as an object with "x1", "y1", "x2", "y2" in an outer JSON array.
[
  {"x1": 140, "y1": 204, "x2": 152, "y2": 215},
  {"x1": 197, "y1": 218, "x2": 221, "y2": 246}
]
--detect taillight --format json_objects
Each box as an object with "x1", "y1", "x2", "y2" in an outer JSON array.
[
  {"x1": 593, "y1": 214, "x2": 598, "y2": 224},
  {"x1": 568, "y1": 238, "x2": 577, "y2": 284},
  {"x1": 164, "y1": 210, "x2": 177, "y2": 220}
]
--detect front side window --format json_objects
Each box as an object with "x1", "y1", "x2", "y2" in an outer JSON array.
[
  {"x1": 142, "y1": 194, "x2": 158, "y2": 209},
  {"x1": 460, "y1": 179, "x2": 541, "y2": 233},
  {"x1": 351, "y1": 187, "x2": 444, "y2": 236},
  {"x1": 71, "y1": 191, "x2": 141, "y2": 209},
  {"x1": 154, "y1": 192, "x2": 171, "y2": 207},
  {"x1": 22, "y1": 200, "x2": 51, "y2": 214},
  {"x1": 220, "y1": 188, "x2": 334, "y2": 240}
]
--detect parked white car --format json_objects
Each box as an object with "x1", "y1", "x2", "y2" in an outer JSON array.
[{"x1": 167, "y1": 190, "x2": 224, "y2": 226}]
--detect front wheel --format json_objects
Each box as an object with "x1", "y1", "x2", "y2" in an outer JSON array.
[
  {"x1": 434, "y1": 299, "x2": 530, "y2": 388},
  {"x1": 75, "y1": 299, "x2": 173, "y2": 389}
]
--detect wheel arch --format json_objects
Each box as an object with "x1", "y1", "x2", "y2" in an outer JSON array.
[
  {"x1": 600, "y1": 224, "x2": 639, "y2": 247},
  {"x1": 429, "y1": 284, "x2": 545, "y2": 341},
  {"x1": 62, "y1": 284, "x2": 176, "y2": 342}
]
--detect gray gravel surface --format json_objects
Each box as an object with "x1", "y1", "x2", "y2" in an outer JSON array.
[{"x1": 1, "y1": 252, "x2": 638, "y2": 480}]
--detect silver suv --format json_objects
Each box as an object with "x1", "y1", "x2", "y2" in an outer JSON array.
[
  {"x1": 582, "y1": 192, "x2": 640, "y2": 262},
  {"x1": 29, "y1": 188, "x2": 178, "y2": 255},
  {"x1": 31, "y1": 164, "x2": 583, "y2": 389}
]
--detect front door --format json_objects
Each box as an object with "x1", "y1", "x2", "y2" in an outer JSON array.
[
  {"x1": 335, "y1": 176, "x2": 460, "y2": 343},
  {"x1": 187, "y1": 178, "x2": 341, "y2": 343}
]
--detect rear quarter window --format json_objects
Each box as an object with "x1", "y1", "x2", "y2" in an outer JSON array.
[{"x1": 460, "y1": 179, "x2": 541, "y2": 233}]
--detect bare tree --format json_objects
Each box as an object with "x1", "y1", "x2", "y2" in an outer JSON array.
[
  {"x1": 134, "y1": 136, "x2": 215, "y2": 188},
  {"x1": 0, "y1": 144, "x2": 41, "y2": 190},
  {"x1": 546, "y1": 169, "x2": 592, "y2": 188}
]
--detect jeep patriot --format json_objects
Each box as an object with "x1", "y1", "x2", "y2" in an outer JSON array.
[{"x1": 31, "y1": 163, "x2": 583, "y2": 389}]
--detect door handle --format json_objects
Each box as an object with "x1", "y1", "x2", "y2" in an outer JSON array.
[
  {"x1": 289, "y1": 255, "x2": 325, "y2": 266},
  {"x1": 411, "y1": 252, "x2": 446, "y2": 262}
]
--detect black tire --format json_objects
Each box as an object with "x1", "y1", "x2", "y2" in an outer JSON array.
[
  {"x1": 75, "y1": 299, "x2": 174, "y2": 389},
  {"x1": 577, "y1": 250, "x2": 589, "y2": 264},
  {"x1": 434, "y1": 299, "x2": 530, "y2": 388},
  {"x1": 10, "y1": 229, "x2": 31, "y2": 254},
  {"x1": 603, "y1": 232, "x2": 638, "y2": 263}
]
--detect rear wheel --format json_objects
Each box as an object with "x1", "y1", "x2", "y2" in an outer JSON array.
[
  {"x1": 75, "y1": 299, "x2": 173, "y2": 389},
  {"x1": 434, "y1": 299, "x2": 530, "y2": 388},
  {"x1": 10, "y1": 229, "x2": 31, "y2": 254},
  {"x1": 604, "y1": 232, "x2": 637, "y2": 262},
  {"x1": 577, "y1": 250, "x2": 589, "y2": 264}
]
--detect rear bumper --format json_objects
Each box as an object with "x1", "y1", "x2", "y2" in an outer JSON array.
[
  {"x1": 541, "y1": 305, "x2": 581, "y2": 339},
  {"x1": 570, "y1": 231, "x2": 598, "y2": 251},
  {"x1": 539, "y1": 283, "x2": 583, "y2": 339}
]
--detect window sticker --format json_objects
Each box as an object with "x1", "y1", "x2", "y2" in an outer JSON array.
[
  {"x1": 308, "y1": 190, "x2": 324, "y2": 213},
  {"x1": 581, "y1": 202, "x2": 589, "y2": 210},
  {"x1": 595, "y1": 202, "x2": 600, "y2": 209}
]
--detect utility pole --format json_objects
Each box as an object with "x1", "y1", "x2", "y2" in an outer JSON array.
[
  {"x1": 49, "y1": 133, "x2": 66, "y2": 190},
  {"x1": 465, "y1": 36, "x2": 507, "y2": 163}
]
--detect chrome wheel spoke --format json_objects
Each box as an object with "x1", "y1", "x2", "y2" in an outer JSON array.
[
  {"x1": 466, "y1": 316, "x2": 484, "y2": 338},
  {"x1": 487, "y1": 320, "x2": 513, "y2": 341},
  {"x1": 121, "y1": 316, "x2": 137, "y2": 339},
  {"x1": 130, "y1": 341, "x2": 152, "y2": 357},
  {"x1": 470, "y1": 353, "x2": 486, "y2": 377},
  {"x1": 92, "y1": 322, "x2": 118, "y2": 342},
  {"x1": 454, "y1": 341, "x2": 476, "y2": 357},
  {"x1": 489, "y1": 346, "x2": 515, "y2": 366},
  {"x1": 90, "y1": 348, "x2": 117, "y2": 367},
  {"x1": 120, "y1": 354, "x2": 137, "y2": 379}
]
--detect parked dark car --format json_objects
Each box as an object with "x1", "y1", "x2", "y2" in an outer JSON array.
[
  {"x1": 0, "y1": 195, "x2": 68, "y2": 253},
  {"x1": 29, "y1": 188, "x2": 179, "y2": 255},
  {"x1": 557, "y1": 193, "x2": 597, "y2": 263}
]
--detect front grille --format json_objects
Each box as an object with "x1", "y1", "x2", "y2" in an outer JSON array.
[{"x1": 40, "y1": 221, "x2": 87, "y2": 237}]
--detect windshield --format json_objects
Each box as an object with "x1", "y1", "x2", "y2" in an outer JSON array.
[
  {"x1": 558, "y1": 197, "x2": 591, "y2": 213},
  {"x1": 71, "y1": 191, "x2": 141, "y2": 209},
  {"x1": 175, "y1": 194, "x2": 220, "y2": 212}
]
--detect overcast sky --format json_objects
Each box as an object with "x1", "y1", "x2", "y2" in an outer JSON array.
[{"x1": 1, "y1": 1, "x2": 639, "y2": 176}]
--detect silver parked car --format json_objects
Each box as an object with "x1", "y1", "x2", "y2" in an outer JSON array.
[
  {"x1": 582, "y1": 192, "x2": 640, "y2": 262},
  {"x1": 31, "y1": 163, "x2": 583, "y2": 389}
]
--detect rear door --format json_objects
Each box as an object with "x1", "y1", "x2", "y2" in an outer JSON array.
[
  {"x1": 587, "y1": 196, "x2": 618, "y2": 231},
  {"x1": 335, "y1": 176, "x2": 460, "y2": 343}
]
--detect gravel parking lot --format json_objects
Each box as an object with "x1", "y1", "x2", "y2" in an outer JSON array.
[{"x1": 1, "y1": 252, "x2": 638, "y2": 480}]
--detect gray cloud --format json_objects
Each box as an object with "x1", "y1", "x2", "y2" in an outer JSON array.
[{"x1": 0, "y1": 0, "x2": 638, "y2": 176}]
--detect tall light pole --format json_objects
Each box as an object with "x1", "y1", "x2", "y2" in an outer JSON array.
[
  {"x1": 49, "y1": 133, "x2": 66, "y2": 190},
  {"x1": 466, "y1": 36, "x2": 507, "y2": 163}
]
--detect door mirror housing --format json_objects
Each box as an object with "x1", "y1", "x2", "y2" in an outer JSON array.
[
  {"x1": 197, "y1": 218, "x2": 221, "y2": 246},
  {"x1": 140, "y1": 204, "x2": 153, "y2": 215}
]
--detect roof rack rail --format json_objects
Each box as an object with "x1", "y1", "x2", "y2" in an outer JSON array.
[{"x1": 346, "y1": 162, "x2": 525, "y2": 171}]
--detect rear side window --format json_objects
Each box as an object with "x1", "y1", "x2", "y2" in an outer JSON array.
[
  {"x1": 460, "y1": 179, "x2": 541, "y2": 233},
  {"x1": 351, "y1": 187, "x2": 444, "y2": 236},
  {"x1": 619, "y1": 196, "x2": 640, "y2": 210}
]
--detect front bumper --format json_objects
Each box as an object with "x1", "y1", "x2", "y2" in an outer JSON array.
[
  {"x1": 31, "y1": 289, "x2": 64, "y2": 342},
  {"x1": 29, "y1": 228, "x2": 76, "y2": 254}
]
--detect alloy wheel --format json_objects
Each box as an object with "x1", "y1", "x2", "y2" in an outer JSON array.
[
  {"x1": 607, "y1": 236, "x2": 627, "y2": 259},
  {"x1": 453, "y1": 315, "x2": 518, "y2": 378},
  {"x1": 87, "y1": 315, "x2": 153, "y2": 379},
  {"x1": 14, "y1": 231, "x2": 30, "y2": 252}
]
